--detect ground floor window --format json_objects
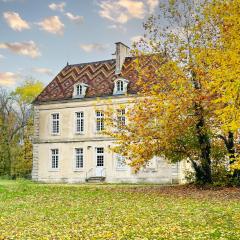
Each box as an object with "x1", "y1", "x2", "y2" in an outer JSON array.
[
  {"x1": 116, "y1": 154, "x2": 127, "y2": 170},
  {"x1": 51, "y1": 149, "x2": 59, "y2": 169},
  {"x1": 75, "y1": 148, "x2": 83, "y2": 169}
]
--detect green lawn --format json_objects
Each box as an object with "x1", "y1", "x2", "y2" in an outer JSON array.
[{"x1": 0, "y1": 180, "x2": 239, "y2": 240}]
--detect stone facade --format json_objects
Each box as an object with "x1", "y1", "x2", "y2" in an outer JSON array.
[{"x1": 33, "y1": 96, "x2": 187, "y2": 183}]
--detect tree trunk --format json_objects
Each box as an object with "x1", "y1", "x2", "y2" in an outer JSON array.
[
  {"x1": 195, "y1": 106, "x2": 212, "y2": 184},
  {"x1": 218, "y1": 132, "x2": 236, "y2": 164}
]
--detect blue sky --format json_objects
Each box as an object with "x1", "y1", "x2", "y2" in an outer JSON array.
[{"x1": 0, "y1": 0, "x2": 159, "y2": 88}]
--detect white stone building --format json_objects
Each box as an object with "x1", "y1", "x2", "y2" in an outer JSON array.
[{"x1": 32, "y1": 42, "x2": 186, "y2": 183}]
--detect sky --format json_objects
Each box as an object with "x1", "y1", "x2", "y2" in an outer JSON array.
[{"x1": 0, "y1": 0, "x2": 159, "y2": 88}]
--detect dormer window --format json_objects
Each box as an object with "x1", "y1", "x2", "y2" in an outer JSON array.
[
  {"x1": 113, "y1": 78, "x2": 129, "y2": 95},
  {"x1": 73, "y1": 83, "x2": 88, "y2": 98},
  {"x1": 117, "y1": 80, "x2": 124, "y2": 92},
  {"x1": 76, "y1": 85, "x2": 82, "y2": 96}
]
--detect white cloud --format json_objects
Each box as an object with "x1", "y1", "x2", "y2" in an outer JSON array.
[
  {"x1": 49, "y1": 2, "x2": 66, "y2": 12},
  {"x1": 0, "y1": 41, "x2": 41, "y2": 58},
  {"x1": 0, "y1": 72, "x2": 19, "y2": 86},
  {"x1": 80, "y1": 43, "x2": 106, "y2": 53},
  {"x1": 147, "y1": 0, "x2": 158, "y2": 13},
  {"x1": 99, "y1": 0, "x2": 159, "y2": 24},
  {"x1": 3, "y1": 11, "x2": 30, "y2": 31},
  {"x1": 99, "y1": 0, "x2": 145, "y2": 24},
  {"x1": 131, "y1": 35, "x2": 144, "y2": 43},
  {"x1": 0, "y1": 54, "x2": 4, "y2": 59},
  {"x1": 98, "y1": 0, "x2": 159, "y2": 24},
  {"x1": 32, "y1": 68, "x2": 53, "y2": 76},
  {"x1": 65, "y1": 12, "x2": 84, "y2": 24},
  {"x1": 37, "y1": 16, "x2": 64, "y2": 35}
]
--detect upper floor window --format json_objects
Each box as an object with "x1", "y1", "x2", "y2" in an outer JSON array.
[
  {"x1": 75, "y1": 112, "x2": 84, "y2": 134},
  {"x1": 75, "y1": 148, "x2": 83, "y2": 169},
  {"x1": 113, "y1": 78, "x2": 129, "y2": 95},
  {"x1": 117, "y1": 109, "x2": 126, "y2": 128},
  {"x1": 51, "y1": 149, "x2": 59, "y2": 169},
  {"x1": 96, "y1": 111, "x2": 104, "y2": 132},
  {"x1": 51, "y1": 113, "x2": 59, "y2": 134},
  {"x1": 73, "y1": 83, "x2": 88, "y2": 98}
]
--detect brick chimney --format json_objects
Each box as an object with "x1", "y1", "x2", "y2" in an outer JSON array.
[{"x1": 115, "y1": 42, "x2": 130, "y2": 75}]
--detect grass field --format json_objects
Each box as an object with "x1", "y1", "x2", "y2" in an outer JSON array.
[{"x1": 0, "y1": 180, "x2": 240, "y2": 240}]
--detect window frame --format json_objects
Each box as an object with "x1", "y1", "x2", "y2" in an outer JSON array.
[
  {"x1": 117, "y1": 80, "x2": 124, "y2": 92},
  {"x1": 51, "y1": 112, "x2": 60, "y2": 135},
  {"x1": 117, "y1": 108, "x2": 126, "y2": 128},
  {"x1": 74, "y1": 148, "x2": 84, "y2": 171},
  {"x1": 73, "y1": 83, "x2": 88, "y2": 98},
  {"x1": 113, "y1": 78, "x2": 129, "y2": 95},
  {"x1": 76, "y1": 84, "x2": 82, "y2": 96},
  {"x1": 75, "y1": 111, "x2": 84, "y2": 134},
  {"x1": 115, "y1": 154, "x2": 127, "y2": 171},
  {"x1": 96, "y1": 110, "x2": 104, "y2": 133},
  {"x1": 50, "y1": 148, "x2": 59, "y2": 171},
  {"x1": 96, "y1": 147, "x2": 104, "y2": 167}
]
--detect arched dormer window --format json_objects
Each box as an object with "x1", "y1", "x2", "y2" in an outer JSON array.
[
  {"x1": 113, "y1": 78, "x2": 129, "y2": 95},
  {"x1": 76, "y1": 85, "x2": 82, "y2": 96},
  {"x1": 117, "y1": 80, "x2": 124, "y2": 92},
  {"x1": 73, "y1": 82, "x2": 88, "y2": 98}
]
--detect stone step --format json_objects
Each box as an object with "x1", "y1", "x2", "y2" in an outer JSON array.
[{"x1": 86, "y1": 176, "x2": 105, "y2": 183}]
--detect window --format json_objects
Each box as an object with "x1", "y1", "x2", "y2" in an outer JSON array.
[
  {"x1": 145, "y1": 158, "x2": 157, "y2": 169},
  {"x1": 76, "y1": 85, "x2": 82, "y2": 96},
  {"x1": 51, "y1": 149, "x2": 59, "y2": 169},
  {"x1": 75, "y1": 112, "x2": 84, "y2": 134},
  {"x1": 96, "y1": 111, "x2": 104, "y2": 132},
  {"x1": 113, "y1": 78, "x2": 129, "y2": 95},
  {"x1": 73, "y1": 83, "x2": 88, "y2": 98},
  {"x1": 75, "y1": 148, "x2": 83, "y2": 169},
  {"x1": 117, "y1": 80, "x2": 124, "y2": 92},
  {"x1": 51, "y1": 113, "x2": 59, "y2": 134},
  {"x1": 116, "y1": 154, "x2": 127, "y2": 170},
  {"x1": 96, "y1": 147, "x2": 104, "y2": 166},
  {"x1": 117, "y1": 109, "x2": 126, "y2": 127}
]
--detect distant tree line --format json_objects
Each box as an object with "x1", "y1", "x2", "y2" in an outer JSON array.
[{"x1": 0, "y1": 80, "x2": 43, "y2": 178}]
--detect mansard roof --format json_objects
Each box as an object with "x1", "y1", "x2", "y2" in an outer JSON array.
[{"x1": 34, "y1": 57, "x2": 140, "y2": 104}]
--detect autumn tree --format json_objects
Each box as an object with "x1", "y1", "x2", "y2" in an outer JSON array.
[
  {"x1": 196, "y1": 0, "x2": 240, "y2": 175},
  {"x1": 0, "y1": 79, "x2": 43, "y2": 177},
  {"x1": 105, "y1": 0, "x2": 239, "y2": 184}
]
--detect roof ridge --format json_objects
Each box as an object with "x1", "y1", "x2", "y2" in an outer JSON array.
[{"x1": 69, "y1": 58, "x2": 116, "y2": 67}]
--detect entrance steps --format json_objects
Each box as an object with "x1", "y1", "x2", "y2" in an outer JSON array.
[{"x1": 86, "y1": 176, "x2": 105, "y2": 183}]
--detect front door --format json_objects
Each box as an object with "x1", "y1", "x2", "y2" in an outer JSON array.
[{"x1": 96, "y1": 147, "x2": 104, "y2": 177}]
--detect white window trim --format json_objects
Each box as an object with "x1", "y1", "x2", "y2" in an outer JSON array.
[
  {"x1": 95, "y1": 147, "x2": 104, "y2": 167},
  {"x1": 73, "y1": 82, "x2": 89, "y2": 98},
  {"x1": 115, "y1": 154, "x2": 128, "y2": 171},
  {"x1": 74, "y1": 111, "x2": 85, "y2": 135},
  {"x1": 50, "y1": 112, "x2": 60, "y2": 136},
  {"x1": 113, "y1": 78, "x2": 129, "y2": 95},
  {"x1": 95, "y1": 110, "x2": 104, "y2": 134},
  {"x1": 73, "y1": 147, "x2": 84, "y2": 172},
  {"x1": 49, "y1": 148, "x2": 60, "y2": 172},
  {"x1": 117, "y1": 108, "x2": 126, "y2": 128}
]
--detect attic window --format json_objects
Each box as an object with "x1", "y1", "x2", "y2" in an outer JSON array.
[
  {"x1": 117, "y1": 80, "x2": 124, "y2": 92},
  {"x1": 113, "y1": 78, "x2": 129, "y2": 95},
  {"x1": 76, "y1": 85, "x2": 82, "y2": 96},
  {"x1": 73, "y1": 83, "x2": 88, "y2": 98}
]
